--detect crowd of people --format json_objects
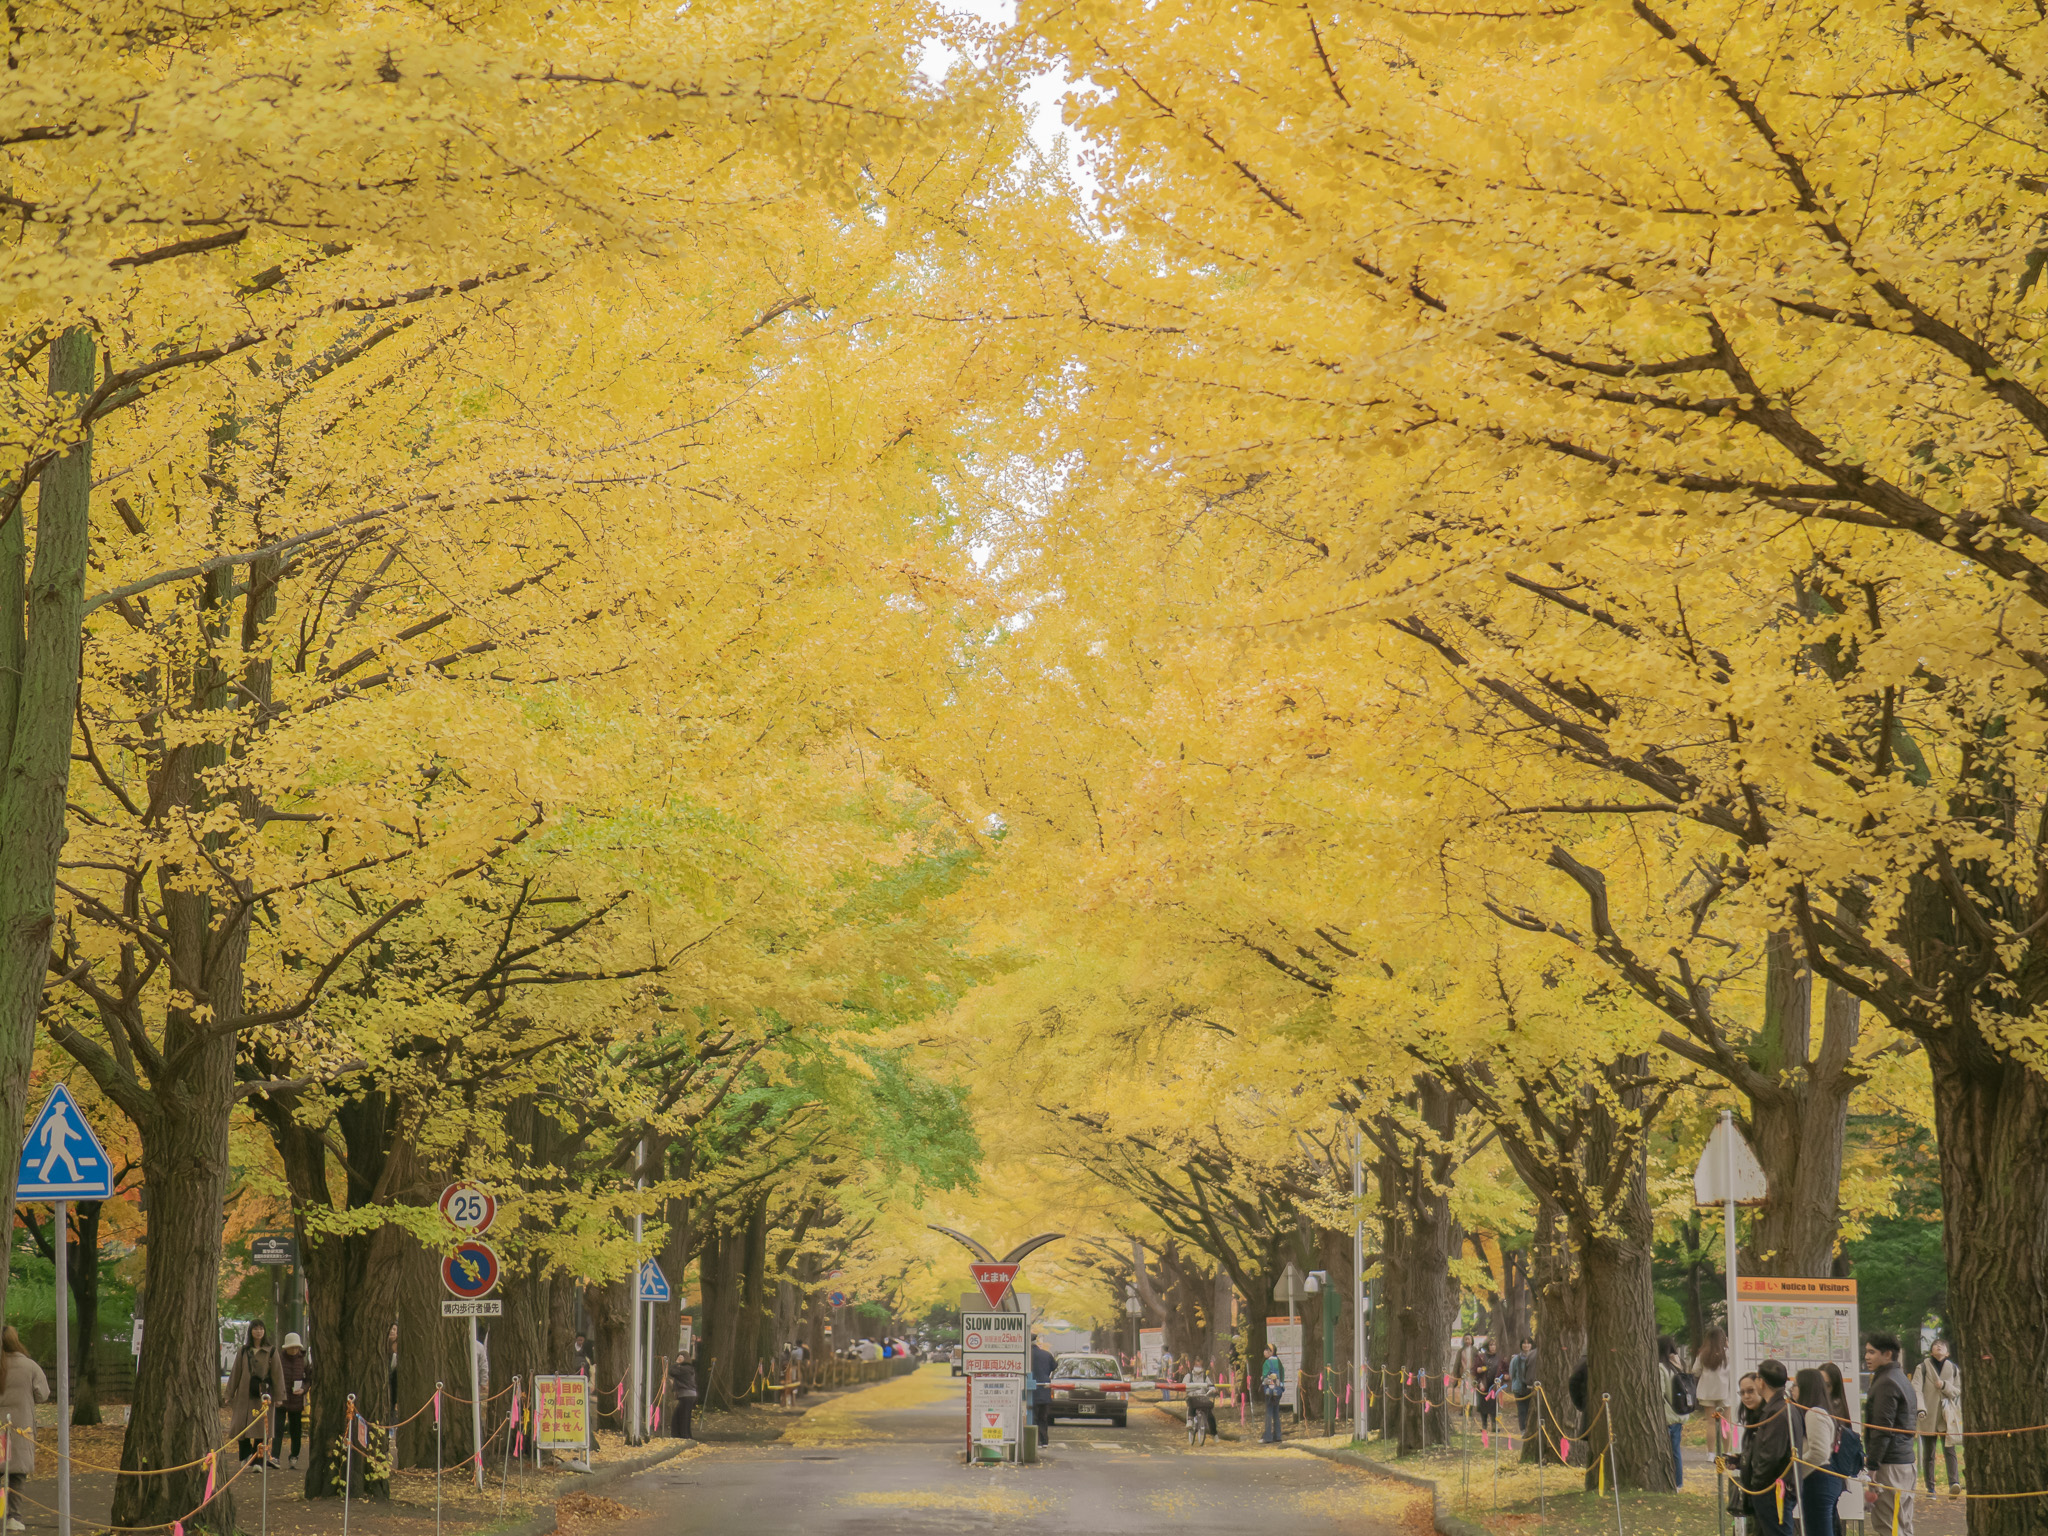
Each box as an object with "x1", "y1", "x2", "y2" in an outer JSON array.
[{"x1": 1433, "y1": 1325, "x2": 1963, "y2": 1536}]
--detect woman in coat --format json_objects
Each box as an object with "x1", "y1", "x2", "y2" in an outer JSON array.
[
  {"x1": 225, "y1": 1320, "x2": 281, "y2": 1465},
  {"x1": 0, "y1": 1326, "x2": 50, "y2": 1531},
  {"x1": 1692, "y1": 1327, "x2": 1733, "y2": 1422},
  {"x1": 666, "y1": 1356, "x2": 698, "y2": 1441},
  {"x1": 1912, "y1": 1339, "x2": 1963, "y2": 1495}
]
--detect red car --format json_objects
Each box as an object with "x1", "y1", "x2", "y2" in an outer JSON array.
[{"x1": 1050, "y1": 1353, "x2": 1132, "y2": 1426}]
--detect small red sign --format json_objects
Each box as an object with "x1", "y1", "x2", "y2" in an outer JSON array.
[{"x1": 969, "y1": 1262, "x2": 1020, "y2": 1308}]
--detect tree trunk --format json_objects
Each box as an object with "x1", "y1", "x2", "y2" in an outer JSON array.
[
  {"x1": 1213, "y1": 1268, "x2": 1233, "y2": 1375},
  {"x1": 115, "y1": 1090, "x2": 236, "y2": 1532},
  {"x1": 546, "y1": 1268, "x2": 576, "y2": 1375},
  {"x1": 731, "y1": 1197, "x2": 769, "y2": 1404},
  {"x1": 1927, "y1": 1025, "x2": 2048, "y2": 1536},
  {"x1": 0, "y1": 328, "x2": 96, "y2": 1327},
  {"x1": 698, "y1": 1221, "x2": 741, "y2": 1409},
  {"x1": 398, "y1": 1230, "x2": 477, "y2": 1475},
  {"x1": 1521, "y1": 1190, "x2": 1586, "y2": 1466},
  {"x1": 1373, "y1": 1078, "x2": 1459, "y2": 1456},
  {"x1": 586, "y1": 1278, "x2": 630, "y2": 1430},
  {"x1": 1579, "y1": 1070, "x2": 1672, "y2": 1493},
  {"x1": 71, "y1": 1201, "x2": 102, "y2": 1425}
]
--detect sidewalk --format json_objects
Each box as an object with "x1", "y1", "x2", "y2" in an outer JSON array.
[{"x1": 3, "y1": 1406, "x2": 684, "y2": 1536}]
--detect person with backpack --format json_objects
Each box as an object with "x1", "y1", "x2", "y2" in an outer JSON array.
[
  {"x1": 1791, "y1": 1368, "x2": 1843, "y2": 1536},
  {"x1": 1657, "y1": 1334, "x2": 1697, "y2": 1488},
  {"x1": 1819, "y1": 1363, "x2": 1864, "y2": 1536},
  {"x1": 1508, "y1": 1338, "x2": 1536, "y2": 1437},
  {"x1": 1260, "y1": 1344, "x2": 1286, "y2": 1444}
]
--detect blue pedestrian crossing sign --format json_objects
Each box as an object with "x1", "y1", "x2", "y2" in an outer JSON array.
[
  {"x1": 637, "y1": 1258, "x2": 671, "y2": 1303},
  {"x1": 17, "y1": 1086, "x2": 113, "y2": 1200}
]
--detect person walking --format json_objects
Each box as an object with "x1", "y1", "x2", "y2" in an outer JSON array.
[
  {"x1": 666, "y1": 1356, "x2": 697, "y2": 1440},
  {"x1": 1508, "y1": 1338, "x2": 1535, "y2": 1437},
  {"x1": 226, "y1": 1319, "x2": 282, "y2": 1465},
  {"x1": 273, "y1": 1333, "x2": 311, "y2": 1469},
  {"x1": 1260, "y1": 1344, "x2": 1286, "y2": 1443},
  {"x1": 1694, "y1": 1327, "x2": 1732, "y2": 1421},
  {"x1": 386, "y1": 1322, "x2": 399, "y2": 1417},
  {"x1": 1657, "y1": 1334, "x2": 1690, "y2": 1489},
  {"x1": 1791, "y1": 1368, "x2": 1843, "y2": 1536},
  {"x1": 0, "y1": 1328, "x2": 49, "y2": 1532},
  {"x1": 1471, "y1": 1342, "x2": 1497, "y2": 1433},
  {"x1": 1030, "y1": 1335, "x2": 1058, "y2": 1447},
  {"x1": 1864, "y1": 1333, "x2": 1920, "y2": 1536},
  {"x1": 1740, "y1": 1360, "x2": 1798, "y2": 1536},
  {"x1": 1912, "y1": 1339, "x2": 1962, "y2": 1497},
  {"x1": 1453, "y1": 1334, "x2": 1477, "y2": 1414}
]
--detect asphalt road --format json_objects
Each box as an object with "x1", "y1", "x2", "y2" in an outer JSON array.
[{"x1": 612, "y1": 1367, "x2": 1423, "y2": 1535}]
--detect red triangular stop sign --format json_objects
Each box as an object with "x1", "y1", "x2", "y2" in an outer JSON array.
[{"x1": 969, "y1": 1262, "x2": 1020, "y2": 1308}]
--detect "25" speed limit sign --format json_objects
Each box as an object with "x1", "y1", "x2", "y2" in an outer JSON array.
[{"x1": 439, "y1": 1181, "x2": 497, "y2": 1235}]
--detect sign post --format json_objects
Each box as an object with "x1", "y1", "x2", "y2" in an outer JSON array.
[
  {"x1": 638, "y1": 1259, "x2": 670, "y2": 1438},
  {"x1": 630, "y1": 1142, "x2": 645, "y2": 1446},
  {"x1": 252, "y1": 1233, "x2": 296, "y2": 1348},
  {"x1": 929, "y1": 1227, "x2": 1064, "y2": 1464},
  {"x1": 960, "y1": 1310, "x2": 1028, "y2": 1462},
  {"x1": 438, "y1": 1187, "x2": 500, "y2": 1491},
  {"x1": 1694, "y1": 1111, "x2": 1767, "y2": 1533},
  {"x1": 18, "y1": 1086, "x2": 115, "y2": 1536}
]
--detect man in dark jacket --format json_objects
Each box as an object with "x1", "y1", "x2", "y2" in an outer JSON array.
[
  {"x1": 1865, "y1": 1333, "x2": 1920, "y2": 1536},
  {"x1": 1030, "y1": 1336, "x2": 1058, "y2": 1447},
  {"x1": 1740, "y1": 1360, "x2": 1797, "y2": 1536}
]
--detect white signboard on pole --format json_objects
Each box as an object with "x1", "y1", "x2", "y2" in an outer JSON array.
[
  {"x1": 1266, "y1": 1318, "x2": 1303, "y2": 1410},
  {"x1": 1732, "y1": 1276, "x2": 1864, "y2": 1522},
  {"x1": 960, "y1": 1311, "x2": 1028, "y2": 1371},
  {"x1": 1139, "y1": 1327, "x2": 1165, "y2": 1380}
]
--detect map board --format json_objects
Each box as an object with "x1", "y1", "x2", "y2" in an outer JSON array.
[
  {"x1": 1266, "y1": 1318, "x2": 1303, "y2": 1409},
  {"x1": 1732, "y1": 1276, "x2": 1863, "y2": 1522}
]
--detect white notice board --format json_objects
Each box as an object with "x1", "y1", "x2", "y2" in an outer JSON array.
[
  {"x1": 1139, "y1": 1327, "x2": 1165, "y2": 1379},
  {"x1": 1266, "y1": 1318, "x2": 1303, "y2": 1409},
  {"x1": 1732, "y1": 1276, "x2": 1863, "y2": 1522}
]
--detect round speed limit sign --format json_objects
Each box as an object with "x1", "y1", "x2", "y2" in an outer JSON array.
[{"x1": 439, "y1": 1181, "x2": 497, "y2": 1235}]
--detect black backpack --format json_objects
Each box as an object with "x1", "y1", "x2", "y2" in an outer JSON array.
[
  {"x1": 1669, "y1": 1367, "x2": 1699, "y2": 1415},
  {"x1": 1829, "y1": 1423, "x2": 1865, "y2": 1478}
]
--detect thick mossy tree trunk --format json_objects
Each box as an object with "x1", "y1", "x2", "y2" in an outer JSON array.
[
  {"x1": 254, "y1": 1083, "x2": 413, "y2": 1496},
  {"x1": 1742, "y1": 934, "x2": 1857, "y2": 1277},
  {"x1": 1578, "y1": 1061, "x2": 1673, "y2": 1494},
  {"x1": 697, "y1": 1220, "x2": 740, "y2": 1408},
  {"x1": 585, "y1": 1277, "x2": 631, "y2": 1427},
  {"x1": 1520, "y1": 1192, "x2": 1586, "y2": 1467},
  {"x1": 117, "y1": 1076, "x2": 237, "y2": 1532},
  {"x1": 397, "y1": 1231, "x2": 477, "y2": 1474},
  {"x1": 1368, "y1": 1077, "x2": 1459, "y2": 1455},
  {"x1": 0, "y1": 328, "x2": 96, "y2": 1325},
  {"x1": 730, "y1": 1196, "x2": 770, "y2": 1403},
  {"x1": 1928, "y1": 1024, "x2": 2048, "y2": 1536}
]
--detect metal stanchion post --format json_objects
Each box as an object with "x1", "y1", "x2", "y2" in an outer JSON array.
[
  {"x1": 435, "y1": 1383, "x2": 444, "y2": 1536},
  {"x1": 499, "y1": 1377, "x2": 517, "y2": 1515},
  {"x1": 1604, "y1": 1394, "x2": 1624, "y2": 1536},
  {"x1": 1536, "y1": 1386, "x2": 1546, "y2": 1518},
  {"x1": 1716, "y1": 1413, "x2": 1727, "y2": 1536},
  {"x1": 261, "y1": 1394, "x2": 272, "y2": 1536},
  {"x1": 344, "y1": 1393, "x2": 357, "y2": 1536}
]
